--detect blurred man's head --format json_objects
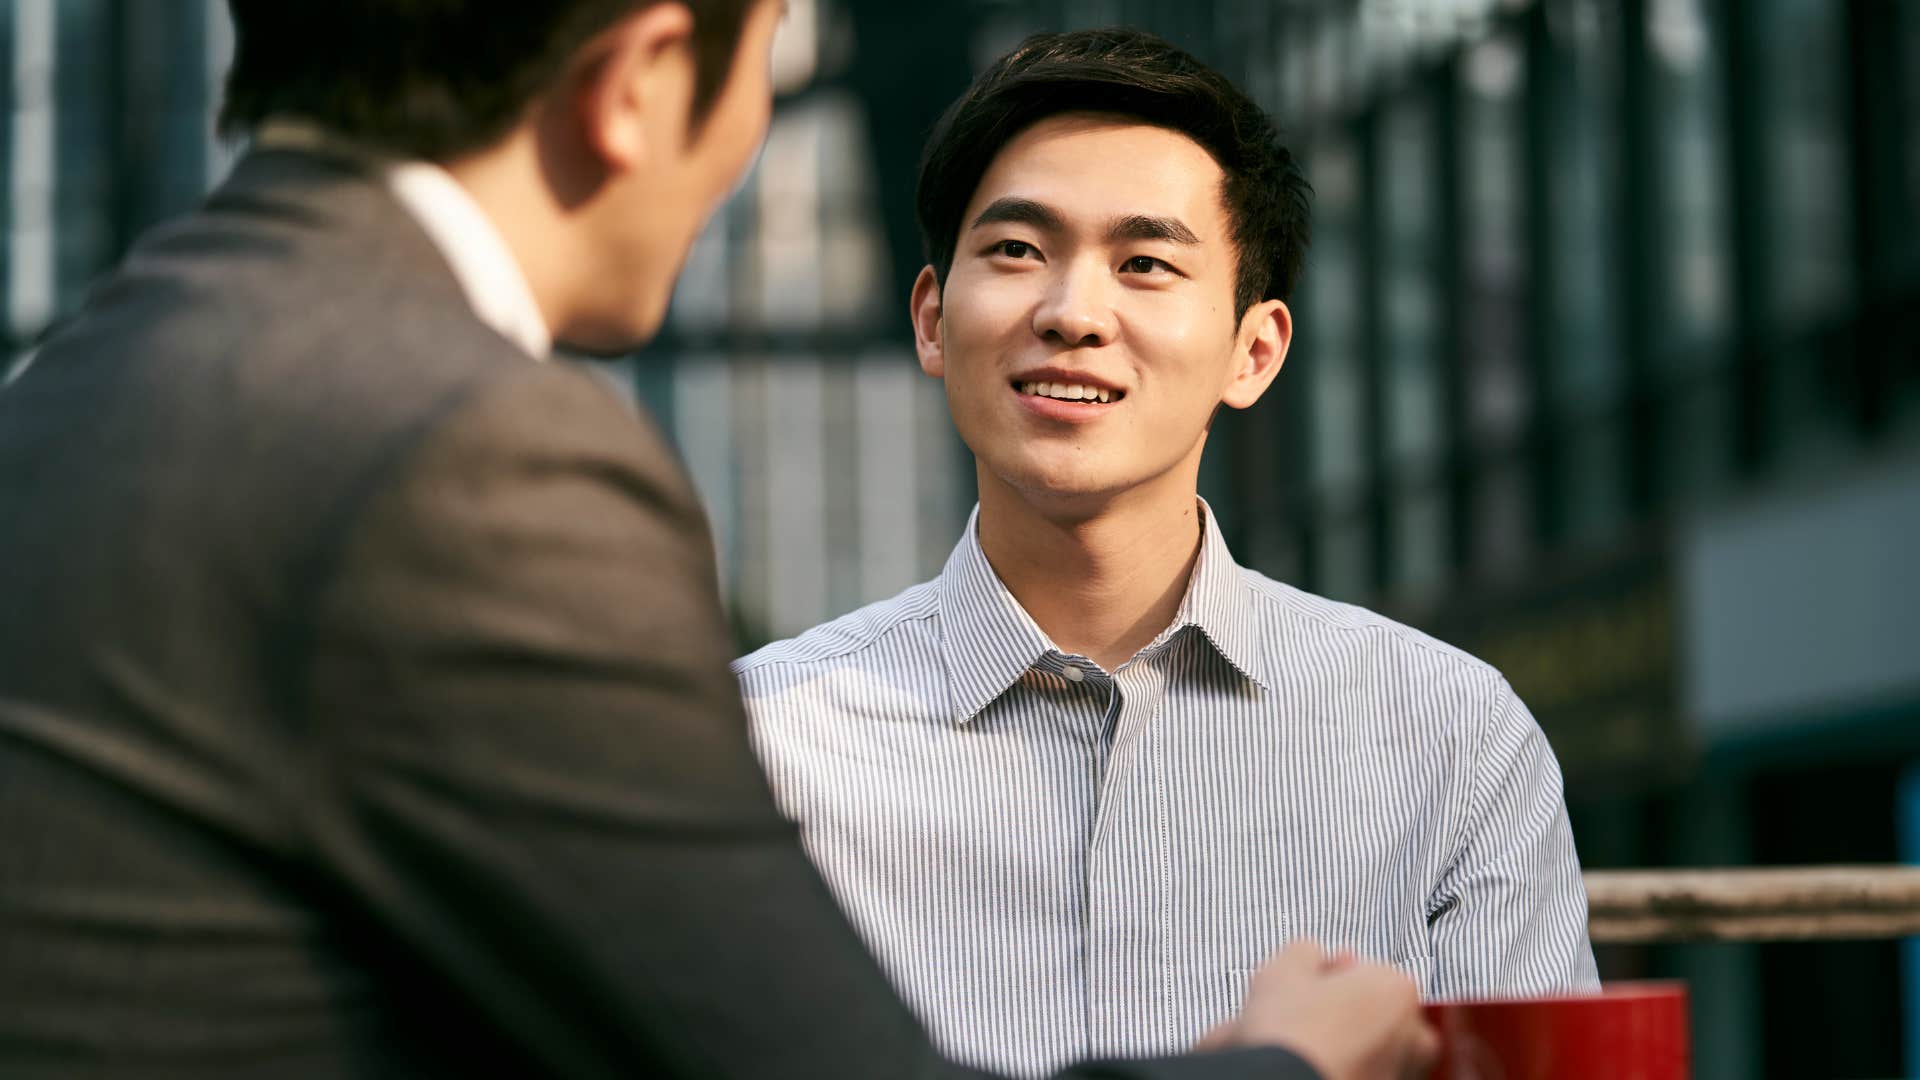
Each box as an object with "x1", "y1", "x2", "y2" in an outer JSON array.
[
  {"x1": 221, "y1": 0, "x2": 783, "y2": 352},
  {"x1": 910, "y1": 29, "x2": 1310, "y2": 516}
]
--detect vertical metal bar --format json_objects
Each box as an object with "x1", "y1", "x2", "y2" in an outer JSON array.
[
  {"x1": 1355, "y1": 103, "x2": 1390, "y2": 595},
  {"x1": 8, "y1": 0, "x2": 55, "y2": 352},
  {"x1": 1, "y1": 0, "x2": 16, "y2": 363},
  {"x1": 1434, "y1": 53, "x2": 1472, "y2": 576},
  {"x1": 1719, "y1": 0, "x2": 1770, "y2": 474},
  {"x1": 1843, "y1": 0, "x2": 1900, "y2": 438},
  {"x1": 104, "y1": 0, "x2": 135, "y2": 264},
  {"x1": 1617, "y1": 0, "x2": 1661, "y2": 513},
  {"x1": 1521, "y1": 3, "x2": 1563, "y2": 547}
]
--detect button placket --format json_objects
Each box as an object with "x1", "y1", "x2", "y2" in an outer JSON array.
[
  {"x1": 1081, "y1": 661, "x2": 1127, "y2": 1054},
  {"x1": 1086, "y1": 657, "x2": 1173, "y2": 1052}
]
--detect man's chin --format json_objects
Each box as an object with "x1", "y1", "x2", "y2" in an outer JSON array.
[
  {"x1": 555, "y1": 325, "x2": 656, "y2": 359},
  {"x1": 995, "y1": 465, "x2": 1136, "y2": 511},
  {"x1": 552, "y1": 334, "x2": 648, "y2": 359},
  {"x1": 555, "y1": 300, "x2": 669, "y2": 359}
]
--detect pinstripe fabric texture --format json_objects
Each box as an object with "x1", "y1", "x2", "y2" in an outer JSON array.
[{"x1": 736, "y1": 504, "x2": 1599, "y2": 1078}]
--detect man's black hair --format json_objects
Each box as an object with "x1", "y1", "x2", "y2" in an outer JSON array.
[
  {"x1": 916, "y1": 27, "x2": 1311, "y2": 318},
  {"x1": 220, "y1": 0, "x2": 757, "y2": 162}
]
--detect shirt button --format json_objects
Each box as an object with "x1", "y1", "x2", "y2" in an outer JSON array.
[{"x1": 1061, "y1": 666, "x2": 1085, "y2": 683}]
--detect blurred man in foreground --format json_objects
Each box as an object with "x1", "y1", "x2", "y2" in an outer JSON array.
[
  {"x1": 0, "y1": 2, "x2": 1433, "y2": 1077},
  {"x1": 739, "y1": 28, "x2": 1596, "y2": 1077}
]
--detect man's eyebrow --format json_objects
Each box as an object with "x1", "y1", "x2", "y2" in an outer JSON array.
[
  {"x1": 969, "y1": 197, "x2": 1066, "y2": 233},
  {"x1": 1106, "y1": 214, "x2": 1201, "y2": 245}
]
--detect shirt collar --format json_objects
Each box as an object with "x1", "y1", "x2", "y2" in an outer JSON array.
[
  {"x1": 1173, "y1": 498, "x2": 1271, "y2": 693},
  {"x1": 253, "y1": 119, "x2": 553, "y2": 361},
  {"x1": 936, "y1": 506, "x2": 1060, "y2": 726},
  {"x1": 936, "y1": 498, "x2": 1270, "y2": 725}
]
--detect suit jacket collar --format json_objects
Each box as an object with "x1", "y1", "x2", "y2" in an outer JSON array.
[
  {"x1": 248, "y1": 121, "x2": 551, "y2": 359},
  {"x1": 204, "y1": 146, "x2": 518, "y2": 356}
]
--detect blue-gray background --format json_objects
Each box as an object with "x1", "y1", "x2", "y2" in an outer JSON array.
[{"x1": 5, "y1": 1, "x2": 1919, "y2": 1075}]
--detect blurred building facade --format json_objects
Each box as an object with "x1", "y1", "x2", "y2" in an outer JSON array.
[{"x1": 5, "y1": 1, "x2": 1920, "y2": 1076}]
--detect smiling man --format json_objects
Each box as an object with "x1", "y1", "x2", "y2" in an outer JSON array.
[{"x1": 737, "y1": 27, "x2": 1598, "y2": 1078}]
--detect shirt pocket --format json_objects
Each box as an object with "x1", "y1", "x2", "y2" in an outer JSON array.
[
  {"x1": 1210, "y1": 967, "x2": 1258, "y2": 1036},
  {"x1": 1392, "y1": 949, "x2": 1437, "y2": 997}
]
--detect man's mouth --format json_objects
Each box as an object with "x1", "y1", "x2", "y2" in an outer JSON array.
[{"x1": 1014, "y1": 380, "x2": 1124, "y2": 404}]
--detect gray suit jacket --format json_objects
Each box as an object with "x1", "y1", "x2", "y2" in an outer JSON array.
[{"x1": 0, "y1": 149, "x2": 1314, "y2": 1079}]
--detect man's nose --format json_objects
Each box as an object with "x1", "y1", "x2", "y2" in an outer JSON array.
[{"x1": 1031, "y1": 259, "x2": 1116, "y2": 347}]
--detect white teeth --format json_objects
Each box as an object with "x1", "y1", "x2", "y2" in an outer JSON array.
[{"x1": 1019, "y1": 381, "x2": 1117, "y2": 403}]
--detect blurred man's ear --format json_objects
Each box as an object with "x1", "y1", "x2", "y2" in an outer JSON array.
[
  {"x1": 572, "y1": 2, "x2": 699, "y2": 172},
  {"x1": 1219, "y1": 298, "x2": 1290, "y2": 410},
  {"x1": 911, "y1": 266, "x2": 947, "y2": 378}
]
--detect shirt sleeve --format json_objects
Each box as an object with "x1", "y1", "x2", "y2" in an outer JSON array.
[
  {"x1": 299, "y1": 361, "x2": 1321, "y2": 1080},
  {"x1": 1426, "y1": 676, "x2": 1601, "y2": 998}
]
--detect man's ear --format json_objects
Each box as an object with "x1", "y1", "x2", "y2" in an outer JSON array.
[
  {"x1": 910, "y1": 265, "x2": 946, "y2": 378},
  {"x1": 1219, "y1": 298, "x2": 1291, "y2": 410},
  {"x1": 573, "y1": 2, "x2": 698, "y2": 172}
]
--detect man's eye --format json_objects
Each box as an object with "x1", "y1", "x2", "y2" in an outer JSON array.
[
  {"x1": 1123, "y1": 255, "x2": 1165, "y2": 274},
  {"x1": 997, "y1": 240, "x2": 1034, "y2": 259}
]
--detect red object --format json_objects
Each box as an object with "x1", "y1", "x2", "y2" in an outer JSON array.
[{"x1": 1422, "y1": 982, "x2": 1689, "y2": 1080}]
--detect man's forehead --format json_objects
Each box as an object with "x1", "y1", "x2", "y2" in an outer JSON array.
[{"x1": 963, "y1": 113, "x2": 1227, "y2": 233}]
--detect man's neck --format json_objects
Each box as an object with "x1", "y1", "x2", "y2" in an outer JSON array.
[
  {"x1": 441, "y1": 134, "x2": 575, "y2": 342},
  {"x1": 975, "y1": 470, "x2": 1206, "y2": 672}
]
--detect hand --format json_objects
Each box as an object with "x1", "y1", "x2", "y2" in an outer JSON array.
[{"x1": 1195, "y1": 939, "x2": 1438, "y2": 1080}]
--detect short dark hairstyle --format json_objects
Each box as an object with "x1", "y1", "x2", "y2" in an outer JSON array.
[
  {"x1": 916, "y1": 28, "x2": 1311, "y2": 318},
  {"x1": 219, "y1": 0, "x2": 758, "y2": 162}
]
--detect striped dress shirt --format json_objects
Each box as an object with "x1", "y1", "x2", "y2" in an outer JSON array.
[{"x1": 736, "y1": 505, "x2": 1598, "y2": 1078}]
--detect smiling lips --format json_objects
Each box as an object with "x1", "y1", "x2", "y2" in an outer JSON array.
[{"x1": 1014, "y1": 380, "x2": 1123, "y2": 405}]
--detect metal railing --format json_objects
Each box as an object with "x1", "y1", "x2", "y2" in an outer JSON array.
[{"x1": 1585, "y1": 865, "x2": 1920, "y2": 943}]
